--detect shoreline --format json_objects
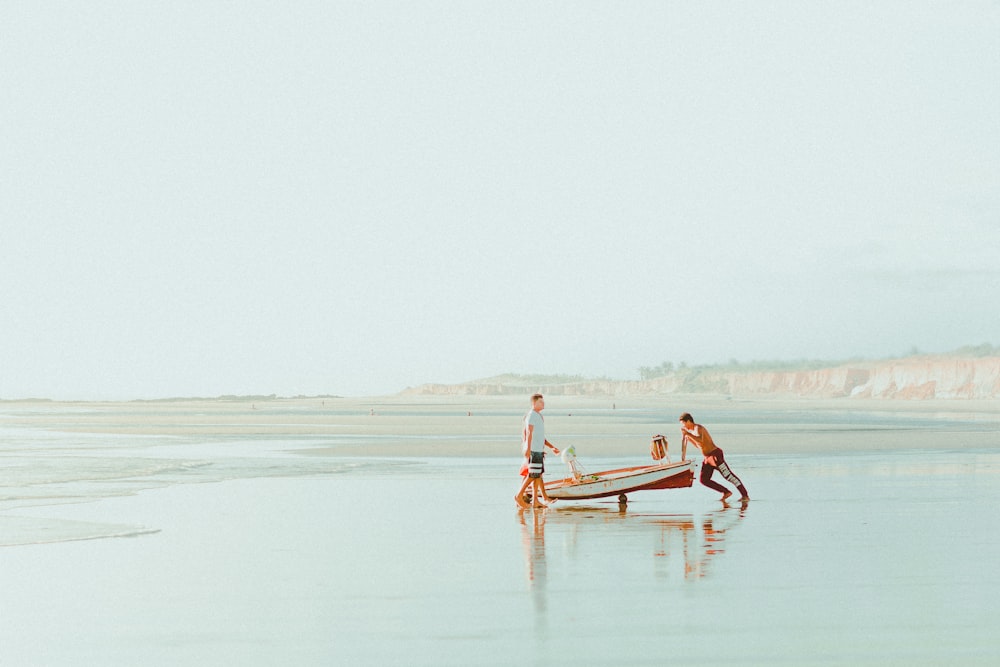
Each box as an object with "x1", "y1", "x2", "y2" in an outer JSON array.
[{"x1": 2, "y1": 395, "x2": 997, "y2": 458}]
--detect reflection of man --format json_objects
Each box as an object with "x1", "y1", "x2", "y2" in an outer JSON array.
[
  {"x1": 692, "y1": 505, "x2": 747, "y2": 579},
  {"x1": 517, "y1": 510, "x2": 548, "y2": 618},
  {"x1": 515, "y1": 394, "x2": 560, "y2": 508},
  {"x1": 518, "y1": 510, "x2": 547, "y2": 584},
  {"x1": 679, "y1": 413, "x2": 749, "y2": 503}
]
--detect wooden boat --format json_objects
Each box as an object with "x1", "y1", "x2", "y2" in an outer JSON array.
[{"x1": 544, "y1": 459, "x2": 695, "y2": 504}]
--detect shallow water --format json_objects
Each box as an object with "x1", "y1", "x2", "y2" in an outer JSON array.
[{"x1": 1, "y1": 401, "x2": 999, "y2": 664}]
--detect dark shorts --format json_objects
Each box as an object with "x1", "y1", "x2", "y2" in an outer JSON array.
[{"x1": 528, "y1": 451, "x2": 545, "y2": 478}]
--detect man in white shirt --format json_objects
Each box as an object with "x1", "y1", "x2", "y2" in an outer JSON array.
[{"x1": 515, "y1": 393, "x2": 560, "y2": 508}]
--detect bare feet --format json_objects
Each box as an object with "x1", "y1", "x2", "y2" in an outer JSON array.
[
  {"x1": 515, "y1": 495, "x2": 530, "y2": 509},
  {"x1": 739, "y1": 496, "x2": 750, "y2": 503},
  {"x1": 721, "y1": 491, "x2": 733, "y2": 502}
]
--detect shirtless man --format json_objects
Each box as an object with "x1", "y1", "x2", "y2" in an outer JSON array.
[{"x1": 679, "y1": 412, "x2": 749, "y2": 503}]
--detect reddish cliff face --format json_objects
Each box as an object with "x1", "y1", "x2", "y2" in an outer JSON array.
[
  {"x1": 721, "y1": 357, "x2": 1000, "y2": 399},
  {"x1": 404, "y1": 356, "x2": 1000, "y2": 399}
]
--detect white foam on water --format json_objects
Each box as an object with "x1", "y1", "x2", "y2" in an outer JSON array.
[
  {"x1": 0, "y1": 515, "x2": 160, "y2": 547},
  {"x1": 0, "y1": 413, "x2": 403, "y2": 545}
]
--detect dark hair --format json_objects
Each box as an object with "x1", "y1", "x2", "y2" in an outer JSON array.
[
  {"x1": 679, "y1": 412, "x2": 693, "y2": 423},
  {"x1": 531, "y1": 393, "x2": 544, "y2": 403}
]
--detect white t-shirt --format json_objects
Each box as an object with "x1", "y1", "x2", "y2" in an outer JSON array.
[{"x1": 524, "y1": 410, "x2": 546, "y2": 453}]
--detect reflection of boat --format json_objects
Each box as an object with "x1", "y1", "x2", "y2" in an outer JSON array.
[
  {"x1": 519, "y1": 504, "x2": 747, "y2": 583},
  {"x1": 544, "y1": 460, "x2": 695, "y2": 503}
]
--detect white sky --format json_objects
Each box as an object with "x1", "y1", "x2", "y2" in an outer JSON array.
[{"x1": 2, "y1": 2, "x2": 998, "y2": 399}]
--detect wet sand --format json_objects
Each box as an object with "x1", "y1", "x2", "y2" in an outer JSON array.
[
  {"x1": 3, "y1": 394, "x2": 998, "y2": 457},
  {"x1": 2, "y1": 453, "x2": 999, "y2": 665},
  {"x1": 2, "y1": 396, "x2": 999, "y2": 664}
]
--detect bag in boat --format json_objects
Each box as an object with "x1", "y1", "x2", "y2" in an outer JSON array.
[{"x1": 650, "y1": 434, "x2": 669, "y2": 461}]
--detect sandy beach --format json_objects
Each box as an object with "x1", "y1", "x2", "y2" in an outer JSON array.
[
  {"x1": 2, "y1": 395, "x2": 999, "y2": 665},
  {"x1": 3, "y1": 394, "x2": 998, "y2": 457}
]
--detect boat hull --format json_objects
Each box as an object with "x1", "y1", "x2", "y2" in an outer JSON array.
[{"x1": 545, "y1": 460, "x2": 696, "y2": 500}]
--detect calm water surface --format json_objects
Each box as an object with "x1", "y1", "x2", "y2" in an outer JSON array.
[
  {"x1": 1, "y1": 402, "x2": 999, "y2": 665},
  {"x1": 1, "y1": 450, "x2": 998, "y2": 665}
]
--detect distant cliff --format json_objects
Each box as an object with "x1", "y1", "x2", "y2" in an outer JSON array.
[{"x1": 403, "y1": 355, "x2": 1000, "y2": 400}]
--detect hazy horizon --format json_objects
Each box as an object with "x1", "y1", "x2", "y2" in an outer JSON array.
[
  {"x1": 3, "y1": 3, "x2": 998, "y2": 401},
  {"x1": 3, "y1": 343, "x2": 996, "y2": 401}
]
